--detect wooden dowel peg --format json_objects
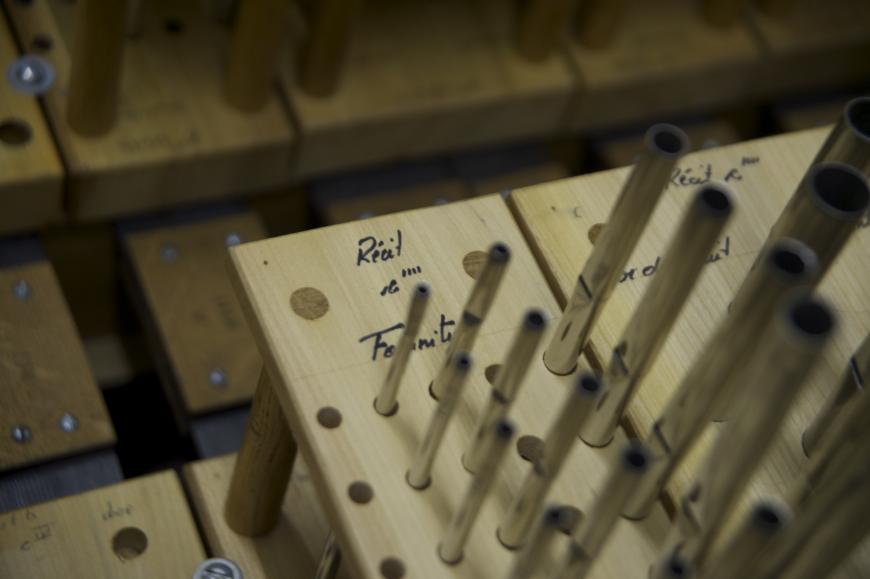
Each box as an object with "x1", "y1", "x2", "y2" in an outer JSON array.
[
  {"x1": 224, "y1": 0, "x2": 289, "y2": 112},
  {"x1": 499, "y1": 373, "x2": 602, "y2": 548},
  {"x1": 439, "y1": 418, "x2": 515, "y2": 564},
  {"x1": 576, "y1": 0, "x2": 624, "y2": 50},
  {"x1": 642, "y1": 296, "x2": 835, "y2": 562},
  {"x1": 802, "y1": 332, "x2": 870, "y2": 456},
  {"x1": 431, "y1": 243, "x2": 510, "y2": 399},
  {"x1": 464, "y1": 309, "x2": 546, "y2": 473},
  {"x1": 66, "y1": 0, "x2": 128, "y2": 136},
  {"x1": 516, "y1": 0, "x2": 579, "y2": 62},
  {"x1": 625, "y1": 238, "x2": 817, "y2": 519},
  {"x1": 506, "y1": 505, "x2": 567, "y2": 579},
  {"x1": 224, "y1": 371, "x2": 297, "y2": 536},
  {"x1": 701, "y1": 0, "x2": 746, "y2": 28},
  {"x1": 374, "y1": 283, "x2": 431, "y2": 416},
  {"x1": 407, "y1": 353, "x2": 473, "y2": 489},
  {"x1": 810, "y1": 97, "x2": 870, "y2": 176},
  {"x1": 298, "y1": 0, "x2": 360, "y2": 98},
  {"x1": 582, "y1": 184, "x2": 734, "y2": 447},
  {"x1": 544, "y1": 124, "x2": 688, "y2": 375},
  {"x1": 698, "y1": 500, "x2": 790, "y2": 579},
  {"x1": 762, "y1": 163, "x2": 868, "y2": 281}
]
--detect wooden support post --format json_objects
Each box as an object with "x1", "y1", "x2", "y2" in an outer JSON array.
[
  {"x1": 66, "y1": 0, "x2": 127, "y2": 136},
  {"x1": 224, "y1": 0, "x2": 288, "y2": 112},
  {"x1": 224, "y1": 371, "x2": 297, "y2": 536},
  {"x1": 576, "y1": 0, "x2": 624, "y2": 50},
  {"x1": 516, "y1": 0, "x2": 578, "y2": 62},
  {"x1": 701, "y1": 0, "x2": 745, "y2": 27},
  {"x1": 298, "y1": 0, "x2": 359, "y2": 97}
]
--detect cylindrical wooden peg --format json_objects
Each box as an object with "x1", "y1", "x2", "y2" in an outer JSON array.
[
  {"x1": 516, "y1": 0, "x2": 578, "y2": 62},
  {"x1": 224, "y1": 0, "x2": 289, "y2": 112},
  {"x1": 298, "y1": 0, "x2": 359, "y2": 98},
  {"x1": 225, "y1": 371, "x2": 297, "y2": 536},
  {"x1": 66, "y1": 0, "x2": 127, "y2": 136}
]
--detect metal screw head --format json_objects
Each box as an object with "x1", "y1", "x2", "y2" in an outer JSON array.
[
  {"x1": 193, "y1": 558, "x2": 243, "y2": 579},
  {"x1": 209, "y1": 368, "x2": 227, "y2": 388},
  {"x1": 11, "y1": 424, "x2": 32, "y2": 443},
  {"x1": 58, "y1": 413, "x2": 78, "y2": 433},
  {"x1": 225, "y1": 232, "x2": 242, "y2": 247},
  {"x1": 12, "y1": 279, "x2": 31, "y2": 300},
  {"x1": 6, "y1": 55, "x2": 55, "y2": 95},
  {"x1": 160, "y1": 243, "x2": 178, "y2": 263}
]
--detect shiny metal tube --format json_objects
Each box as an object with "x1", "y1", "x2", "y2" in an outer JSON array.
[
  {"x1": 698, "y1": 500, "x2": 790, "y2": 579},
  {"x1": 544, "y1": 124, "x2": 689, "y2": 375},
  {"x1": 499, "y1": 373, "x2": 603, "y2": 548},
  {"x1": 802, "y1": 332, "x2": 869, "y2": 456},
  {"x1": 438, "y1": 418, "x2": 515, "y2": 564},
  {"x1": 582, "y1": 184, "x2": 734, "y2": 446},
  {"x1": 432, "y1": 243, "x2": 510, "y2": 399},
  {"x1": 810, "y1": 97, "x2": 870, "y2": 175},
  {"x1": 407, "y1": 353, "x2": 473, "y2": 489},
  {"x1": 375, "y1": 283, "x2": 431, "y2": 415},
  {"x1": 464, "y1": 309, "x2": 547, "y2": 473},
  {"x1": 314, "y1": 530, "x2": 342, "y2": 579},
  {"x1": 764, "y1": 162, "x2": 868, "y2": 280},
  {"x1": 507, "y1": 506, "x2": 566, "y2": 579},
  {"x1": 668, "y1": 296, "x2": 836, "y2": 566},
  {"x1": 623, "y1": 239, "x2": 819, "y2": 519},
  {"x1": 556, "y1": 442, "x2": 652, "y2": 579}
]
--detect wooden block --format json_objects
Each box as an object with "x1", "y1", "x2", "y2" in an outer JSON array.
[
  {"x1": 0, "y1": 245, "x2": 115, "y2": 471},
  {"x1": 450, "y1": 143, "x2": 571, "y2": 197},
  {"x1": 595, "y1": 118, "x2": 741, "y2": 169},
  {"x1": 228, "y1": 195, "x2": 671, "y2": 579},
  {"x1": 567, "y1": 0, "x2": 760, "y2": 130},
  {"x1": 186, "y1": 453, "x2": 348, "y2": 579},
  {"x1": 123, "y1": 211, "x2": 266, "y2": 415},
  {"x1": 0, "y1": 470, "x2": 206, "y2": 578},
  {"x1": 0, "y1": 449, "x2": 122, "y2": 512},
  {"x1": 5, "y1": 0, "x2": 295, "y2": 221},
  {"x1": 190, "y1": 407, "x2": 250, "y2": 458},
  {"x1": 319, "y1": 181, "x2": 467, "y2": 225},
  {"x1": 748, "y1": 0, "x2": 870, "y2": 96},
  {"x1": 508, "y1": 128, "x2": 870, "y2": 574},
  {"x1": 774, "y1": 95, "x2": 855, "y2": 133},
  {"x1": 0, "y1": 12, "x2": 64, "y2": 235},
  {"x1": 282, "y1": 0, "x2": 577, "y2": 177}
]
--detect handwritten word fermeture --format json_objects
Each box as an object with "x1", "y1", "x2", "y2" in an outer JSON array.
[{"x1": 359, "y1": 313, "x2": 456, "y2": 361}]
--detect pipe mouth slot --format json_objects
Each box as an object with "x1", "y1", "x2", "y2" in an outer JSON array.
[
  {"x1": 455, "y1": 352, "x2": 473, "y2": 370},
  {"x1": 647, "y1": 124, "x2": 690, "y2": 157},
  {"x1": 698, "y1": 185, "x2": 733, "y2": 215},
  {"x1": 495, "y1": 419, "x2": 515, "y2": 439},
  {"x1": 415, "y1": 283, "x2": 430, "y2": 296},
  {"x1": 765, "y1": 239, "x2": 818, "y2": 280},
  {"x1": 810, "y1": 164, "x2": 870, "y2": 217},
  {"x1": 753, "y1": 503, "x2": 785, "y2": 531},
  {"x1": 771, "y1": 246, "x2": 805, "y2": 275},
  {"x1": 788, "y1": 299, "x2": 833, "y2": 337},
  {"x1": 489, "y1": 242, "x2": 511, "y2": 263},
  {"x1": 525, "y1": 309, "x2": 546, "y2": 329},
  {"x1": 578, "y1": 373, "x2": 601, "y2": 394},
  {"x1": 622, "y1": 444, "x2": 650, "y2": 471},
  {"x1": 845, "y1": 97, "x2": 870, "y2": 141}
]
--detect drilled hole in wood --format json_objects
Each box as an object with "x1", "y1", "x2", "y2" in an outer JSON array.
[
  {"x1": 291, "y1": 287, "x2": 329, "y2": 320},
  {"x1": 484, "y1": 364, "x2": 501, "y2": 384},
  {"x1": 462, "y1": 250, "x2": 488, "y2": 279},
  {"x1": 31, "y1": 35, "x2": 52, "y2": 51},
  {"x1": 516, "y1": 435, "x2": 544, "y2": 463},
  {"x1": 557, "y1": 506, "x2": 583, "y2": 534},
  {"x1": 380, "y1": 557, "x2": 406, "y2": 578},
  {"x1": 588, "y1": 223, "x2": 604, "y2": 245},
  {"x1": 348, "y1": 481, "x2": 373, "y2": 504},
  {"x1": 0, "y1": 119, "x2": 32, "y2": 146},
  {"x1": 112, "y1": 527, "x2": 148, "y2": 560},
  {"x1": 317, "y1": 407, "x2": 342, "y2": 428}
]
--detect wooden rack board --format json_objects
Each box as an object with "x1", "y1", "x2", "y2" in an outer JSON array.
[
  {"x1": 227, "y1": 195, "x2": 671, "y2": 579},
  {"x1": 186, "y1": 453, "x2": 349, "y2": 579},
  {"x1": 0, "y1": 470, "x2": 206, "y2": 578},
  {"x1": 0, "y1": 11, "x2": 63, "y2": 235},
  {"x1": 122, "y1": 210, "x2": 266, "y2": 415},
  {"x1": 283, "y1": 0, "x2": 577, "y2": 177},
  {"x1": 0, "y1": 246, "x2": 115, "y2": 471},
  {"x1": 4, "y1": 0, "x2": 295, "y2": 221},
  {"x1": 566, "y1": 0, "x2": 759, "y2": 131},
  {"x1": 508, "y1": 127, "x2": 870, "y2": 576},
  {"x1": 748, "y1": 0, "x2": 870, "y2": 96}
]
